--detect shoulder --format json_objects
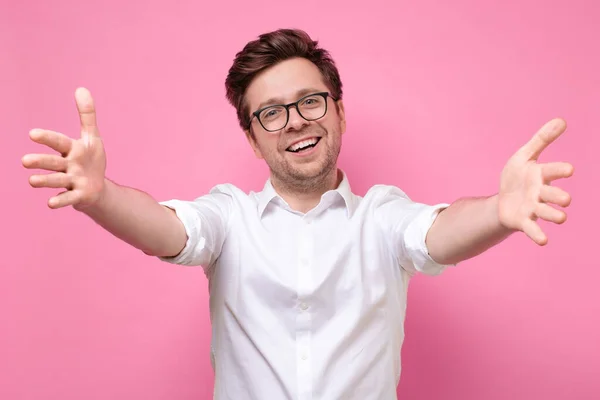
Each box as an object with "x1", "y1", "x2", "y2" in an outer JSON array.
[
  {"x1": 204, "y1": 183, "x2": 265, "y2": 215},
  {"x1": 363, "y1": 184, "x2": 413, "y2": 205},
  {"x1": 208, "y1": 183, "x2": 249, "y2": 198}
]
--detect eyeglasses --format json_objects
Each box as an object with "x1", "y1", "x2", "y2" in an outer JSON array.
[{"x1": 248, "y1": 92, "x2": 337, "y2": 132}]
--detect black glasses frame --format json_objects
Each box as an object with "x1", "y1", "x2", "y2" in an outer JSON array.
[{"x1": 247, "y1": 92, "x2": 337, "y2": 132}]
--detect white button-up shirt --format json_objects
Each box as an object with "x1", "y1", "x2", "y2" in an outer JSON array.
[{"x1": 159, "y1": 171, "x2": 451, "y2": 400}]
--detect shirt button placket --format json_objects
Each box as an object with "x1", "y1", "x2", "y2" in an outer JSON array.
[{"x1": 296, "y1": 217, "x2": 313, "y2": 400}]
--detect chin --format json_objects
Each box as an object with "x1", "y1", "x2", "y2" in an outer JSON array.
[{"x1": 292, "y1": 161, "x2": 336, "y2": 180}]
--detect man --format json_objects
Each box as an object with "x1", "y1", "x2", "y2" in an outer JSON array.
[{"x1": 22, "y1": 29, "x2": 573, "y2": 399}]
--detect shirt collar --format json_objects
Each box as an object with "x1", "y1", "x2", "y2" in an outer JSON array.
[{"x1": 256, "y1": 169, "x2": 356, "y2": 219}]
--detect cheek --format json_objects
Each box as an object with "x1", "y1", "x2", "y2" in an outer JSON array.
[{"x1": 260, "y1": 136, "x2": 284, "y2": 155}]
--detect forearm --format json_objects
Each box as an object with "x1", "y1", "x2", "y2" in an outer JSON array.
[
  {"x1": 79, "y1": 178, "x2": 187, "y2": 257},
  {"x1": 426, "y1": 195, "x2": 515, "y2": 265}
]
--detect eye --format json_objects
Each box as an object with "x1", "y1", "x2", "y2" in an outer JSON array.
[
  {"x1": 260, "y1": 107, "x2": 283, "y2": 121},
  {"x1": 301, "y1": 96, "x2": 323, "y2": 108}
]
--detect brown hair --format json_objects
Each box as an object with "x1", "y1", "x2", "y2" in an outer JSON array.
[{"x1": 225, "y1": 28, "x2": 343, "y2": 132}]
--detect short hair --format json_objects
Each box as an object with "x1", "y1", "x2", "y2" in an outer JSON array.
[{"x1": 225, "y1": 28, "x2": 343, "y2": 131}]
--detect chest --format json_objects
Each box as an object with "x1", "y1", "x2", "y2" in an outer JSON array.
[{"x1": 209, "y1": 208, "x2": 401, "y2": 327}]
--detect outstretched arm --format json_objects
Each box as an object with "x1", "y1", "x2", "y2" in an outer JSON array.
[
  {"x1": 22, "y1": 88, "x2": 187, "y2": 257},
  {"x1": 425, "y1": 118, "x2": 574, "y2": 265}
]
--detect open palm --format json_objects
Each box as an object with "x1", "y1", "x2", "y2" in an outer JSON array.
[
  {"x1": 22, "y1": 88, "x2": 106, "y2": 210},
  {"x1": 498, "y1": 118, "x2": 574, "y2": 245}
]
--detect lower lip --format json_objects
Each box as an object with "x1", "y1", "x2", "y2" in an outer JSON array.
[{"x1": 288, "y1": 139, "x2": 321, "y2": 157}]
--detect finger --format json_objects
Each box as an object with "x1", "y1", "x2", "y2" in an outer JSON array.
[
  {"x1": 48, "y1": 190, "x2": 81, "y2": 209},
  {"x1": 539, "y1": 185, "x2": 571, "y2": 207},
  {"x1": 541, "y1": 162, "x2": 574, "y2": 182},
  {"x1": 29, "y1": 129, "x2": 73, "y2": 156},
  {"x1": 535, "y1": 202, "x2": 567, "y2": 224},
  {"x1": 21, "y1": 154, "x2": 68, "y2": 172},
  {"x1": 75, "y1": 87, "x2": 99, "y2": 138},
  {"x1": 522, "y1": 218, "x2": 548, "y2": 246},
  {"x1": 29, "y1": 172, "x2": 72, "y2": 189},
  {"x1": 517, "y1": 118, "x2": 567, "y2": 161}
]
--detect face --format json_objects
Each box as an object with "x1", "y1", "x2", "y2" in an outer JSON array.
[{"x1": 244, "y1": 57, "x2": 346, "y2": 191}]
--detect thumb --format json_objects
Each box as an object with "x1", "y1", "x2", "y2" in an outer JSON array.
[{"x1": 75, "y1": 87, "x2": 100, "y2": 139}]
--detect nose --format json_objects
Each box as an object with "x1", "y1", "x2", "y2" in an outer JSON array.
[{"x1": 285, "y1": 105, "x2": 309, "y2": 132}]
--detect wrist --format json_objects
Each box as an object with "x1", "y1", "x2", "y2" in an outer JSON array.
[
  {"x1": 494, "y1": 193, "x2": 519, "y2": 234},
  {"x1": 75, "y1": 178, "x2": 112, "y2": 214}
]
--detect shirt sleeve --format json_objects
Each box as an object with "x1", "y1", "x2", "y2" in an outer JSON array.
[
  {"x1": 373, "y1": 185, "x2": 454, "y2": 276},
  {"x1": 157, "y1": 186, "x2": 233, "y2": 269}
]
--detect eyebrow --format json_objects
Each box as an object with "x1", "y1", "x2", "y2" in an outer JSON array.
[{"x1": 255, "y1": 87, "x2": 325, "y2": 111}]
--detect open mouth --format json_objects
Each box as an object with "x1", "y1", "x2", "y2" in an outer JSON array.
[{"x1": 286, "y1": 137, "x2": 321, "y2": 153}]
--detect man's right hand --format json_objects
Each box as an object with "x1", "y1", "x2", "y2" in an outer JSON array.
[{"x1": 22, "y1": 87, "x2": 107, "y2": 210}]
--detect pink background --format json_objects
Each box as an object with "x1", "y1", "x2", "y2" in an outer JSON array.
[{"x1": 2, "y1": 0, "x2": 598, "y2": 399}]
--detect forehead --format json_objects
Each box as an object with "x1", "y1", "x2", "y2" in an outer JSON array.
[{"x1": 245, "y1": 57, "x2": 328, "y2": 110}]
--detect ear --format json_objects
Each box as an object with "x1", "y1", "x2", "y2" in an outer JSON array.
[
  {"x1": 336, "y1": 100, "x2": 347, "y2": 134},
  {"x1": 245, "y1": 129, "x2": 264, "y2": 159}
]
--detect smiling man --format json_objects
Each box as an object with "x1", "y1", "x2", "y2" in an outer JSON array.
[
  {"x1": 241, "y1": 56, "x2": 345, "y2": 212},
  {"x1": 22, "y1": 29, "x2": 574, "y2": 400}
]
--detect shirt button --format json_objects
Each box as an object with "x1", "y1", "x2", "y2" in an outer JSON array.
[
  {"x1": 300, "y1": 303, "x2": 309, "y2": 311},
  {"x1": 300, "y1": 353, "x2": 308, "y2": 361}
]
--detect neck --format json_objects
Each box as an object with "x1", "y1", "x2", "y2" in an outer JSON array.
[{"x1": 271, "y1": 168, "x2": 342, "y2": 213}]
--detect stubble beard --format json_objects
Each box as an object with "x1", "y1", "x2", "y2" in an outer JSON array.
[{"x1": 269, "y1": 130, "x2": 341, "y2": 194}]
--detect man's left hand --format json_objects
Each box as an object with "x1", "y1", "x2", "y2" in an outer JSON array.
[{"x1": 498, "y1": 118, "x2": 574, "y2": 245}]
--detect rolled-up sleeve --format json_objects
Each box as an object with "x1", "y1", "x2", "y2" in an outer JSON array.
[
  {"x1": 374, "y1": 186, "x2": 453, "y2": 276},
  {"x1": 158, "y1": 186, "x2": 233, "y2": 269}
]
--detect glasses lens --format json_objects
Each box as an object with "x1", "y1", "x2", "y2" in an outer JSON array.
[
  {"x1": 298, "y1": 94, "x2": 327, "y2": 121},
  {"x1": 259, "y1": 106, "x2": 287, "y2": 131}
]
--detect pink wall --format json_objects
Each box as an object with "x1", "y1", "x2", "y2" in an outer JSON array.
[{"x1": 2, "y1": 0, "x2": 598, "y2": 399}]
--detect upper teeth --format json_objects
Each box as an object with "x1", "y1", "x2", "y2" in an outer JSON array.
[{"x1": 289, "y1": 138, "x2": 318, "y2": 151}]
